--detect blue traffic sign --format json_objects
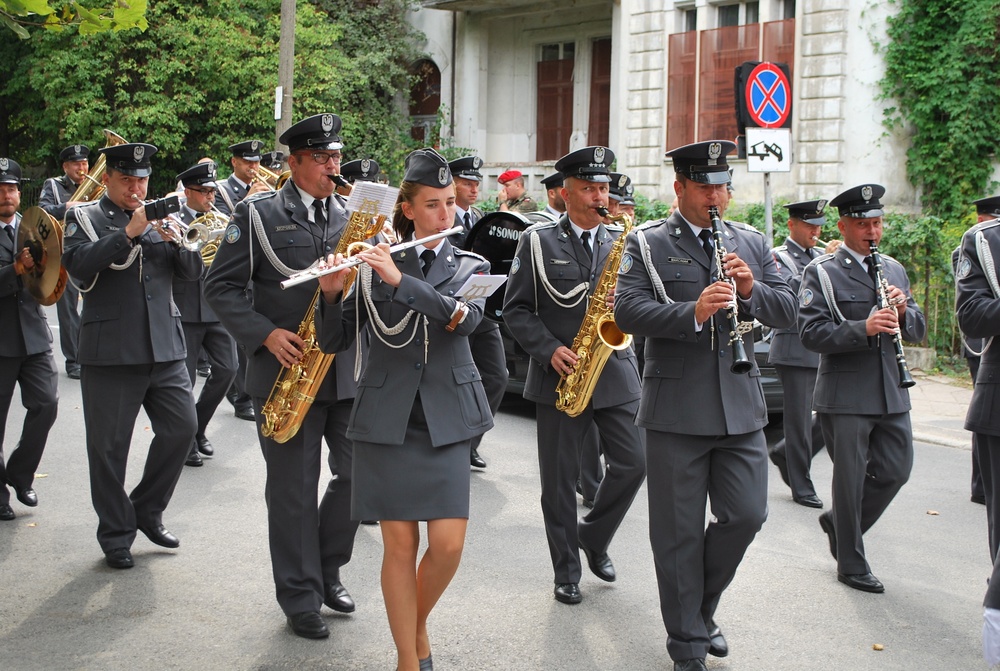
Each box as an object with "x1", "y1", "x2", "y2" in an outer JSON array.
[{"x1": 745, "y1": 62, "x2": 791, "y2": 129}]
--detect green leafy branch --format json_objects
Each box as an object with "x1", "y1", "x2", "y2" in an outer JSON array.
[{"x1": 1, "y1": 0, "x2": 147, "y2": 39}]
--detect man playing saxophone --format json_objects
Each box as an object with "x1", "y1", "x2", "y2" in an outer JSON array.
[
  {"x1": 171, "y1": 162, "x2": 238, "y2": 467},
  {"x1": 503, "y1": 146, "x2": 645, "y2": 606},
  {"x1": 613, "y1": 141, "x2": 795, "y2": 671},
  {"x1": 799, "y1": 184, "x2": 925, "y2": 594},
  {"x1": 204, "y1": 113, "x2": 361, "y2": 640},
  {"x1": 62, "y1": 142, "x2": 202, "y2": 569}
]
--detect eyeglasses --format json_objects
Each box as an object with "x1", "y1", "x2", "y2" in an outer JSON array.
[
  {"x1": 188, "y1": 187, "x2": 216, "y2": 195},
  {"x1": 299, "y1": 151, "x2": 343, "y2": 165}
]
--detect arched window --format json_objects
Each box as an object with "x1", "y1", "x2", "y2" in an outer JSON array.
[{"x1": 409, "y1": 59, "x2": 441, "y2": 145}]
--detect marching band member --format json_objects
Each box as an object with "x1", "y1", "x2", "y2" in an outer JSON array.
[
  {"x1": 62, "y1": 142, "x2": 202, "y2": 569},
  {"x1": 0, "y1": 158, "x2": 58, "y2": 521},
  {"x1": 614, "y1": 141, "x2": 795, "y2": 671},
  {"x1": 316, "y1": 148, "x2": 493, "y2": 671},
  {"x1": 171, "y1": 162, "x2": 238, "y2": 467},
  {"x1": 503, "y1": 146, "x2": 646, "y2": 606},
  {"x1": 39, "y1": 144, "x2": 91, "y2": 379},
  {"x1": 204, "y1": 114, "x2": 361, "y2": 639},
  {"x1": 799, "y1": 184, "x2": 925, "y2": 594}
]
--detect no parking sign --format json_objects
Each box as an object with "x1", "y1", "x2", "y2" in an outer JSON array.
[{"x1": 735, "y1": 61, "x2": 793, "y2": 132}]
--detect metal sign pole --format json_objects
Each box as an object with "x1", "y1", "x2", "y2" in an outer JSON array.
[{"x1": 764, "y1": 172, "x2": 773, "y2": 243}]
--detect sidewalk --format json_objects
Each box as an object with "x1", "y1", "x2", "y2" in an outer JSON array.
[{"x1": 908, "y1": 370, "x2": 975, "y2": 449}]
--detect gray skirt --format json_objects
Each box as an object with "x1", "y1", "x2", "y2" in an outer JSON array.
[{"x1": 352, "y1": 394, "x2": 472, "y2": 521}]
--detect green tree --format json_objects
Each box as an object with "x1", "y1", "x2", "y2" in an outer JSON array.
[{"x1": 1, "y1": 0, "x2": 147, "y2": 39}]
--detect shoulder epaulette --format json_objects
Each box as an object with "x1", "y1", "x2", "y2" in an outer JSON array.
[
  {"x1": 245, "y1": 190, "x2": 277, "y2": 204},
  {"x1": 454, "y1": 248, "x2": 487, "y2": 263},
  {"x1": 605, "y1": 223, "x2": 625, "y2": 233},
  {"x1": 971, "y1": 218, "x2": 1000, "y2": 234},
  {"x1": 773, "y1": 244, "x2": 789, "y2": 253},
  {"x1": 813, "y1": 253, "x2": 836, "y2": 264},
  {"x1": 523, "y1": 220, "x2": 559, "y2": 234},
  {"x1": 729, "y1": 220, "x2": 764, "y2": 236},
  {"x1": 636, "y1": 218, "x2": 667, "y2": 231}
]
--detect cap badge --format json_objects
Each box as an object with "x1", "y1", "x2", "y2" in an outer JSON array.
[
  {"x1": 861, "y1": 185, "x2": 873, "y2": 201},
  {"x1": 707, "y1": 142, "x2": 722, "y2": 165},
  {"x1": 0, "y1": 158, "x2": 7, "y2": 171},
  {"x1": 817, "y1": 199, "x2": 828, "y2": 211},
  {"x1": 207, "y1": 166, "x2": 217, "y2": 179},
  {"x1": 438, "y1": 167, "x2": 448, "y2": 185},
  {"x1": 625, "y1": 184, "x2": 634, "y2": 196},
  {"x1": 361, "y1": 159, "x2": 371, "y2": 175},
  {"x1": 321, "y1": 114, "x2": 335, "y2": 133},
  {"x1": 251, "y1": 140, "x2": 260, "y2": 151},
  {"x1": 74, "y1": 145, "x2": 82, "y2": 154},
  {"x1": 618, "y1": 174, "x2": 628, "y2": 188},
  {"x1": 594, "y1": 147, "x2": 606, "y2": 164},
  {"x1": 133, "y1": 146, "x2": 145, "y2": 162},
  {"x1": 473, "y1": 157, "x2": 482, "y2": 169}
]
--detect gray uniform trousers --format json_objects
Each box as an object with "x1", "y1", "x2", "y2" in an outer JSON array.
[
  {"x1": 980, "y1": 435, "x2": 1000, "y2": 609},
  {"x1": 56, "y1": 283, "x2": 81, "y2": 370},
  {"x1": 254, "y1": 396, "x2": 358, "y2": 616},
  {"x1": 468, "y1": 320, "x2": 507, "y2": 453},
  {"x1": 773, "y1": 364, "x2": 826, "y2": 498},
  {"x1": 0, "y1": 354, "x2": 58, "y2": 503},
  {"x1": 82, "y1": 362, "x2": 196, "y2": 551},
  {"x1": 182, "y1": 322, "x2": 238, "y2": 438},
  {"x1": 535, "y1": 400, "x2": 645, "y2": 584},
  {"x1": 646, "y1": 430, "x2": 768, "y2": 662},
  {"x1": 819, "y1": 412, "x2": 913, "y2": 575}
]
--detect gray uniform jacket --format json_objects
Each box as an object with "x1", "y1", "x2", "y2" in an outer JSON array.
[
  {"x1": 62, "y1": 197, "x2": 203, "y2": 365},
  {"x1": 317, "y1": 239, "x2": 494, "y2": 447},
  {"x1": 503, "y1": 217, "x2": 642, "y2": 409},
  {"x1": 214, "y1": 174, "x2": 249, "y2": 216},
  {"x1": 38, "y1": 175, "x2": 76, "y2": 222},
  {"x1": 203, "y1": 179, "x2": 358, "y2": 402},
  {"x1": 171, "y1": 206, "x2": 219, "y2": 324},
  {"x1": 614, "y1": 212, "x2": 795, "y2": 435},
  {"x1": 0, "y1": 214, "x2": 53, "y2": 357},
  {"x1": 798, "y1": 246, "x2": 926, "y2": 415},
  {"x1": 769, "y1": 238, "x2": 821, "y2": 367},
  {"x1": 957, "y1": 220, "x2": 1000, "y2": 435}
]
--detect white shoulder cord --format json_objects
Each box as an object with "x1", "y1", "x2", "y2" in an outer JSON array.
[
  {"x1": 965, "y1": 231, "x2": 999, "y2": 357},
  {"x1": 529, "y1": 230, "x2": 588, "y2": 308},
  {"x1": 815, "y1": 262, "x2": 846, "y2": 324},
  {"x1": 636, "y1": 229, "x2": 673, "y2": 305},
  {"x1": 248, "y1": 203, "x2": 316, "y2": 278},
  {"x1": 72, "y1": 206, "x2": 143, "y2": 293},
  {"x1": 49, "y1": 179, "x2": 63, "y2": 205},
  {"x1": 353, "y1": 264, "x2": 427, "y2": 380}
]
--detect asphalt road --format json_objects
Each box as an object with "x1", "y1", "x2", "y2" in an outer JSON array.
[{"x1": 0, "y1": 344, "x2": 991, "y2": 670}]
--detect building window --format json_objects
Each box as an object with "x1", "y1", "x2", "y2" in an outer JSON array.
[
  {"x1": 683, "y1": 8, "x2": 697, "y2": 32},
  {"x1": 409, "y1": 59, "x2": 441, "y2": 145},
  {"x1": 666, "y1": 16, "x2": 795, "y2": 148},
  {"x1": 718, "y1": 5, "x2": 740, "y2": 28},
  {"x1": 782, "y1": 0, "x2": 796, "y2": 20}
]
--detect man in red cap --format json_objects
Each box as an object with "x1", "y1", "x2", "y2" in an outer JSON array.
[{"x1": 497, "y1": 170, "x2": 537, "y2": 214}]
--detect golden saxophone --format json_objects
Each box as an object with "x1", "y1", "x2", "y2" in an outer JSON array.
[
  {"x1": 555, "y1": 208, "x2": 634, "y2": 417},
  {"x1": 259, "y1": 193, "x2": 386, "y2": 443}
]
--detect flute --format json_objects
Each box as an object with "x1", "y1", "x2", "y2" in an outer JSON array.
[{"x1": 280, "y1": 226, "x2": 464, "y2": 289}]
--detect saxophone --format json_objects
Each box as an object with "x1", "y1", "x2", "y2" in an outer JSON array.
[
  {"x1": 259, "y1": 198, "x2": 386, "y2": 443},
  {"x1": 555, "y1": 209, "x2": 634, "y2": 417}
]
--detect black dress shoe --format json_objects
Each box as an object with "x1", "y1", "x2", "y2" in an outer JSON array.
[
  {"x1": 323, "y1": 581, "x2": 356, "y2": 613},
  {"x1": 794, "y1": 494, "x2": 824, "y2": 509},
  {"x1": 105, "y1": 547, "x2": 134, "y2": 569},
  {"x1": 234, "y1": 405, "x2": 255, "y2": 421},
  {"x1": 674, "y1": 659, "x2": 707, "y2": 671},
  {"x1": 197, "y1": 365, "x2": 211, "y2": 378},
  {"x1": 13, "y1": 486, "x2": 38, "y2": 507},
  {"x1": 287, "y1": 611, "x2": 329, "y2": 639},
  {"x1": 360, "y1": 520, "x2": 379, "y2": 525},
  {"x1": 67, "y1": 365, "x2": 82, "y2": 380},
  {"x1": 470, "y1": 448, "x2": 486, "y2": 469},
  {"x1": 838, "y1": 572, "x2": 885, "y2": 593},
  {"x1": 818, "y1": 512, "x2": 837, "y2": 560},
  {"x1": 138, "y1": 524, "x2": 180, "y2": 548},
  {"x1": 707, "y1": 622, "x2": 728, "y2": 657},
  {"x1": 579, "y1": 542, "x2": 616, "y2": 582},
  {"x1": 768, "y1": 448, "x2": 790, "y2": 487},
  {"x1": 0, "y1": 503, "x2": 14, "y2": 521},
  {"x1": 185, "y1": 448, "x2": 203, "y2": 467},
  {"x1": 196, "y1": 435, "x2": 214, "y2": 456},
  {"x1": 554, "y1": 583, "x2": 582, "y2": 604},
  {"x1": 973, "y1": 494, "x2": 987, "y2": 505}
]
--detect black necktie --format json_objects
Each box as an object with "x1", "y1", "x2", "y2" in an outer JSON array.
[
  {"x1": 313, "y1": 199, "x2": 328, "y2": 230},
  {"x1": 3, "y1": 225, "x2": 13, "y2": 244},
  {"x1": 463, "y1": 212, "x2": 472, "y2": 230},
  {"x1": 865, "y1": 256, "x2": 878, "y2": 284},
  {"x1": 699, "y1": 229, "x2": 714, "y2": 262},
  {"x1": 420, "y1": 249, "x2": 435, "y2": 277},
  {"x1": 581, "y1": 231, "x2": 593, "y2": 260}
]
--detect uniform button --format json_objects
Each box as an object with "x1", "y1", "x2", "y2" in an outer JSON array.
[
  {"x1": 448, "y1": 290, "x2": 455, "y2": 296},
  {"x1": 145, "y1": 275, "x2": 151, "y2": 281},
  {"x1": 679, "y1": 333, "x2": 686, "y2": 339},
  {"x1": 414, "y1": 363, "x2": 422, "y2": 370},
  {"x1": 147, "y1": 294, "x2": 153, "y2": 300},
  {"x1": 655, "y1": 369, "x2": 661, "y2": 375},
  {"x1": 850, "y1": 294, "x2": 856, "y2": 299},
  {"x1": 415, "y1": 339, "x2": 422, "y2": 345},
  {"x1": 325, "y1": 245, "x2": 332, "y2": 252},
  {"x1": 407, "y1": 297, "x2": 415, "y2": 304},
  {"x1": 675, "y1": 272, "x2": 681, "y2": 278},
  {"x1": 288, "y1": 239, "x2": 294, "y2": 244}
]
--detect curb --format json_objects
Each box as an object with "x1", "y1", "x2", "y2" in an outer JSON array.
[{"x1": 913, "y1": 429, "x2": 971, "y2": 450}]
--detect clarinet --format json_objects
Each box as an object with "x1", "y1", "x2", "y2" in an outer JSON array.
[
  {"x1": 708, "y1": 206, "x2": 753, "y2": 374},
  {"x1": 868, "y1": 241, "x2": 916, "y2": 388}
]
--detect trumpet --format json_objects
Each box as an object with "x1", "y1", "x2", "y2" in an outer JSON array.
[
  {"x1": 280, "y1": 226, "x2": 464, "y2": 289},
  {"x1": 253, "y1": 165, "x2": 291, "y2": 191}
]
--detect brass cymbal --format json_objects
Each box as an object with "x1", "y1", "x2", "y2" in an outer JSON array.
[{"x1": 16, "y1": 207, "x2": 66, "y2": 305}]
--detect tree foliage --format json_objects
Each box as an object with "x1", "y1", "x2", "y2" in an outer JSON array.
[
  {"x1": 0, "y1": 0, "x2": 424, "y2": 193},
  {"x1": 1, "y1": 0, "x2": 147, "y2": 39},
  {"x1": 879, "y1": 0, "x2": 1000, "y2": 224}
]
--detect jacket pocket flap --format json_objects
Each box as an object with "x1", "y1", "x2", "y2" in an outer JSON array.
[
  {"x1": 452, "y1": 362, "x2": 483, "y2": 384},
  {"x1": 81, "y1": 303, "x2": 120, "y2": 324},
  {"x1": 357, "y1": 368, "x2": 388, "y2": 387},
  {"x1": 643, "y1": 357, "x2": 684, "y2": 379}
]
